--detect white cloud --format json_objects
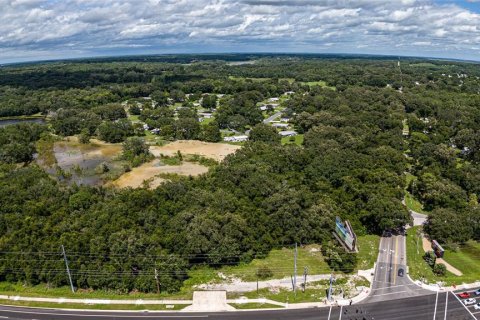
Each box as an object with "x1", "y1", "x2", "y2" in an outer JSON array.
[{"x1": 0, "y1": 0, "x2": 479, "y2": 62}]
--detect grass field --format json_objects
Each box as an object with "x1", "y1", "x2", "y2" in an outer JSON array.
[
  {"x1": 128, "y1": 114, "x2": 140, "y2": 122},
  {"x1": 356, "y1": 234, "x2": 380, "y2": 270},
  {"x1": 300, "y1": 80, "x2": 335, "y2": 90},
  {"x1": 406, "y1": 226, "x2": 480, "y2": 286},
  {"x1": 0, "y1": 299, "x2": 188, "y2": 310},
  {"x1": 0, "y1": 282, "x2": 191, "y2": 300},
  {"x1": 229, "y1": 302, "x2": 283, "y2": 309},
  {"x1": 230, "y1": 287, "x2": 327, "y2": 303},
  {"x1": 281, "y1": 134, "x2": 304, "y2": 146},
  {"x1": 404, "y1": 172, "x2": 427, "y2": 214},
  {"x1": 208, "y1": 245, "x2": 331, "y2": 282},
  {"x1": 405, "y1": 191, "x2": 426, "y2": 213},
  {"x1": 229, "y1": 76, "x2": 271, "y2": 82},
  {"x1": 408, "y1": 62, "x2": 442, "y2": 68}
]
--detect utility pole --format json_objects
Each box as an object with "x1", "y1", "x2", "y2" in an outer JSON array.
[
  {"x1": 154, "y1": 268, "x2": 160, "y2": 294},
  {"x1": 327, "y1": 273, "x2": 334, "y2": 302},
  {"x1": 303, "y1": 267, "x2": 308, "y2": 293},
  {"x1": 61, "y1": 245, "x2": 75, "y2": 293},
  {"x1": 293, "y1": 243, "x2": 297, "y2": 294}
]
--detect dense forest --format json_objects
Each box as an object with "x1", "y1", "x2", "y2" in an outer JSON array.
[{"x1": 0, "y1": 54, "x2": 479, "y2": 293}]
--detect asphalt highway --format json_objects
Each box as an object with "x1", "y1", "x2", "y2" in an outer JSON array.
[
  {"x1": 365, "y1": 234, "x2": 432, "y2": 303},
  {"x1": 0, "y1": 292, "x2": 476, "y2": 320}
]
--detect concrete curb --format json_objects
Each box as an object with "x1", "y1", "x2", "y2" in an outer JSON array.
[{"x1": 0, "y1": 285, "x2": 372, "y2": 312}]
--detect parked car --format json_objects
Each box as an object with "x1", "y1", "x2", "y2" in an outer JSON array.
[
  {"x1": 458, "y1": 292, "x2": 471, "y2": 299},
  {"x1": 474, "y1": 289, "x2": 480, "y2": 296},
  {"x1": 474, "y1": 303, "x2": 480, "y2": 310},
  {"x1": 464, "y1": 298, "x2": 476, "y2": 306},
  {"x1": 398, "y1": 268, "x2": 404, "y2": 277}
]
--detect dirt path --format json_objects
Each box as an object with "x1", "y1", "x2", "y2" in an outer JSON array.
[
  {"x1": 111, "y1": 159, "x2": 209, "y2": 189},
  {"x1": 197, "y1": 274, "x2": 331, "y2": 293},
  {"x1": 150, "y1": 140, "x2": 240, "y2": 161},
  {"x1": 422, "y1": 238, "x2": 463, "y2": 276}
]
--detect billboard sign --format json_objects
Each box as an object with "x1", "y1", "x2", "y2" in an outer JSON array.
[{"x1": 335, "y1": 217, "x2": 355, "y2": 251}]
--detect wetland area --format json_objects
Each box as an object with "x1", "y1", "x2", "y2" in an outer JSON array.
[{"x1": 36, "y1": 138, "x2": 240, "y2": 188}]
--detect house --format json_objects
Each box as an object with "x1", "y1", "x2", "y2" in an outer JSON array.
[
  {"x1": 143, "y1": 124, "x2": 149, "y2": 130},
  {"x1": 280, "y1": 118, "x2": 290, "y2": 122},
  {"x1": 260, "y1": 104, "x2": 278, "y2": 111},
  {"x1": 278, "y1": 130, "x2": 297, "y2": 137},
  {"x1": 223, "y1": 135, "x2": 248, "y2": 142},
  {"x1": 199, "y1": 112, "x2": 213, "y2": 118},
  {"x1": 284, "y1": 91, "x2": 295, "y2": 95},
  {"x1": 272, "y1": 123, "x2": 289, "y2": 128},
  {"x1": 268, "y1": 97, "x2": 279, "y2": 102}
]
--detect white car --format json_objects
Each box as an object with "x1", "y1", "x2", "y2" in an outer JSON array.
[
  {"x1": 474, "y1": 303, "x2": 480, "y2": 310},
  {"x1": 464, "y1": 298, "x2": 476, "y2": 306}
]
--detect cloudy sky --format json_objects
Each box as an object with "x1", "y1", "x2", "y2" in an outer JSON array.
[{"x1": 1, "y1": 0, "x2": 479, "y2": 63}]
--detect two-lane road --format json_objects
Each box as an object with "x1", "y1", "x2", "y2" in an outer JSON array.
[{"x1": 366, "y1": 233, "x2": 431, "y2": 303}]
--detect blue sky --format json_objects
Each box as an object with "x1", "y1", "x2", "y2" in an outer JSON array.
[{"x1": 0, "y1": 0, "x2": 479, "y2": 63}]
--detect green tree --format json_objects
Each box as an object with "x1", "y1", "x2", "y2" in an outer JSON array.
[
  {"x1": 423, "y1": 208, "x2": 473, "y2": 244},
  {"x1": 249, "y1": 123, "x2": 280, "y2": 144},
  {"x1": 201, "y1": 94, "x2": 217, "y2": 110},
  {"x1": 200, "y1": 121, "x2": 222, "y2": 142},
  {"x1": 175, "y1": 118, "x2": 200, "y2": 140},
  {"x1": 78, "y1": 128, "x2": 90, "y2": 144},
  {"x1": 97, "y1": 119, "x2": 134, "y2": 143},
  {"x1": 122, "y1": 137, "x2": 152, "y2": 166}
]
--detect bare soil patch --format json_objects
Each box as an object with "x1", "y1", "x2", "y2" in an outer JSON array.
[
  {"x1": 150, "y1": 140, "x2": 240, "y2": 162},
  {"x1": 111, "y1": 159, "x2": 209, "y2": 189}
]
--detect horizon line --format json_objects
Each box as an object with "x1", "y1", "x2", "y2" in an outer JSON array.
[{"x1": 2, "y1": 51, "x2": 480, "y2": 67}]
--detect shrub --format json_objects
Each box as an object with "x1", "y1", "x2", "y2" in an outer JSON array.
[
  {"x1": 256, "y1": 266, "x2": 273, "y2": 279},
  {"x1": 433, "y1": 263, "x2": 447, "y2": 276},
  {"x1": 423, "y1": 251, "x2": 436, "y2": 267}
]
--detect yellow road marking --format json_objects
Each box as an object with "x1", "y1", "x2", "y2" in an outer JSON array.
[
  {"x1": 384, "y1": 238, "x2": 390, "y2": 283},
  {"x1": 393, "y1": 236, "x2": 399, "y2": 284}
]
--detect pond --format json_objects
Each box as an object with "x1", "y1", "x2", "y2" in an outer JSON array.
[
  {"x1": 37, "y1": 139, "x2": 123, "y2": 186},
  {"x1": 0, "y1": 118, "x2": 46, "y2": 127}
]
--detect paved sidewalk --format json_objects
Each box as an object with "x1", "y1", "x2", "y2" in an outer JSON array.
[{"x1": 422, "y1": 237, "x2": 463, "y2": 276}]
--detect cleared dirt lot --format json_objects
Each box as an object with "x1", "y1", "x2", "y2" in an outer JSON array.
[
  {"x1": 150, "y1": 140, "x2": 240, "y2": 161},
  {"x1": 111, "y1": 159, "x2": 209, "y2": 189}
]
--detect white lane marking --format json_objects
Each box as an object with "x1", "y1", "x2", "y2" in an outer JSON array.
[
  {"x1": 0, "y1": 309, "x2": 207, "y2": 318},
  {"x1": 339, "y1": 306, "x2": 343, "y2": 320},
  {"x1": 370, "y1": 290, "x2": 407, "y2": 297},
  {"x1": 433, "y1": 290, "x2": 439, "y2": 320},
  {"x1": 0, "y1": 316, "x2": 8, "y2": 319},
  {"x1": 372, "y1": 284, "x2": 414, "y2": 290},
  {"x1": 452, "y1": 291, "x2": 478, "y2": 320},
  {"x1": 385, "y1": 239, "x2": 391, "y2": 283},
  {"x1": 327, "y1": 305, "x2": 332, "y2": 320},
  {"x1": 444, "y1": 291, "x2": 448, "y2": 320}
]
